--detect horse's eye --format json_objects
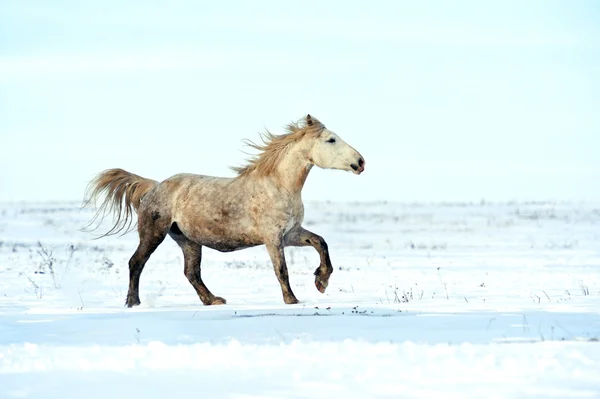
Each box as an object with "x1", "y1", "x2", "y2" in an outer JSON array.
[{"x1": 326, "y1": 138, "x2": 336, "y2": 143}]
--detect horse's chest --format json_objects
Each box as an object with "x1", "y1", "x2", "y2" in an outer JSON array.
[
  {"x1": 283, "y1": 202, "x2": 304, "y2": 235},
  {"x1": 283, "y1": 215, "x2": 299, "y2": 236}
]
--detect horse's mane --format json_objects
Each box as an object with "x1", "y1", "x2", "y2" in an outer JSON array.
[{"x1": 231, "y1": 115, "x2": 326, "y2": 178}]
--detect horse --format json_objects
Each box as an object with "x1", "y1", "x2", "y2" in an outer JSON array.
[{"x1": 84, "y1": 114, "x2": 365, "y2": 307}]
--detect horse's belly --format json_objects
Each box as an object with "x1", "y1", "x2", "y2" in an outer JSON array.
[
  {"x1": 178, "y1": 221, "x2": 263, "y2": 252},
  {"x1": 202, "y1": 239, "x2": 261, "y2": 253}
]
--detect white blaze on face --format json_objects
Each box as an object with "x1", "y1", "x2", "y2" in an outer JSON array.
[{"x1": 310, "y1": 129, "x2": 365, "y2": 174}]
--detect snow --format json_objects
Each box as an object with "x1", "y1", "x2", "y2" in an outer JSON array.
[{"x1": 1, "y1": 201, "x2": 599, "y2": 398}]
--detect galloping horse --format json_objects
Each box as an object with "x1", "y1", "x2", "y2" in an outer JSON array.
[{"x1": 85, "y1": 114, "x2": 365, "y2": 306}]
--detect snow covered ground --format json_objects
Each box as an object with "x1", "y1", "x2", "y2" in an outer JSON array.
[{"x1": 1, "y1": 200, "x2": 599, "y2": 398}]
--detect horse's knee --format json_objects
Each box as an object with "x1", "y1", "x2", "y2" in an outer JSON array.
[
  {"x1": 278, "y1": 264, "x2": 289, "y2": 279},
  {"x1": 317, "y1": 236, "x2": 328, "y2": 251}
]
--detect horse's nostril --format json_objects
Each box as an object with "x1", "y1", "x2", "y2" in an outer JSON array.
[
  {"x1": 350, "y1": 164, "x2": 359, "y2": 171},
  {"x1": 358, "y1": 158, "x2": 364, "y2": 167}
]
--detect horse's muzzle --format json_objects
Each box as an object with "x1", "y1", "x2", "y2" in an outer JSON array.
[{"x1": 350, "y1": 157, "x2": 365, "y2": 174}]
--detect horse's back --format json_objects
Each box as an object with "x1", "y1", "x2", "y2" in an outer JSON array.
[
  {"x1": 138, "y1": 173, "x2": 230, "y2": 214},
  {"x1": 163, "y1": 172, "x2": 234, "y2": 186}
]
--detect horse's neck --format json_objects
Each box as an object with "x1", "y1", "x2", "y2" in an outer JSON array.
[{"x1": 272, "y1": 145, "x2": 313, "y2": 196}]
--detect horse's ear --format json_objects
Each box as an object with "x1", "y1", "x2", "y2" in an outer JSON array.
[{"x1": 306, "y1": 114, "x2": 313, "y2": 126}]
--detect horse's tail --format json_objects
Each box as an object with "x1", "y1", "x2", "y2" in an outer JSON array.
[{"x1": 82, "y1": 168, "x2": 158, "y2": 238}]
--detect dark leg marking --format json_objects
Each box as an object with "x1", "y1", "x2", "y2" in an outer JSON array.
[
  {"x1": 285, "y1": 227, "x2": 333, "y2": 294},
  {"x1": 169, "y1": 229, "x2": 226, "y2": 306},
  {"x1": 126, "y1": 231, "x2": 167, "y2": 307},
  {"x1": 266, "y1": 243, "x2": 299, "y2": 304},
  {"x1": 126, "y1": 210, "x2": 170, "y2": 308}
]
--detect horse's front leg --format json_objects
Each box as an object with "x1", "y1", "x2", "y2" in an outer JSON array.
[
  {"x1": 265, "y1": 240, "x2": 299, "y2": 304},
  {"x1": 284, "y1": 227, "x2": 333, "y2": 294}
]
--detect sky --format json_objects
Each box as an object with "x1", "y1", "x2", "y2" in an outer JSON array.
[{"x1": 1, "y1": 0, "x2": 599, "y2": 203}]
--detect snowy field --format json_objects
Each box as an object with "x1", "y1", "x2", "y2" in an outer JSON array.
[{"x1": 1, "y1": 200, "x2": 599, "y2": 398}]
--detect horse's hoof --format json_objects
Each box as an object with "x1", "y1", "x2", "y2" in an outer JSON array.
[
  {"x1": 210, "y1": 297, "x2": 227, "y2": 305},
  {"x1": 125, "y1": 296, "x2": 141, "y2": 308},
  {"x1": 284, "y1": 296, "x2": 299, "y2": 304},
  {"x1": 315, "y1": 277, "x2": 328, "y2": 293},
  {"x1": 315, "y1": 281, "x2": 326, "y2": 293}
]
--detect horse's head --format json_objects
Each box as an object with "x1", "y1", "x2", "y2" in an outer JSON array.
[{"x1": 307, "y1": 115, "x2": 365, "y2": 175}]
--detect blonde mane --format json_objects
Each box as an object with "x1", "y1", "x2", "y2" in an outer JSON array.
[{"x1": 231, "y1": 115, "x2": 326, "y2": 178}]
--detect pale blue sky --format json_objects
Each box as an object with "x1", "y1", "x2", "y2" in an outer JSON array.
[{"x1": 1, "y1": 1, "x2": 599, "y2": 202}]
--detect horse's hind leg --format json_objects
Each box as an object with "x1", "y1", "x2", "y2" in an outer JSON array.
[
  {"x1": 126, "y1": 214, "x2": 169, "y2": 307},
  {"x1": 170, "y1": 227, "x2": 226, "y2": 305}
]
